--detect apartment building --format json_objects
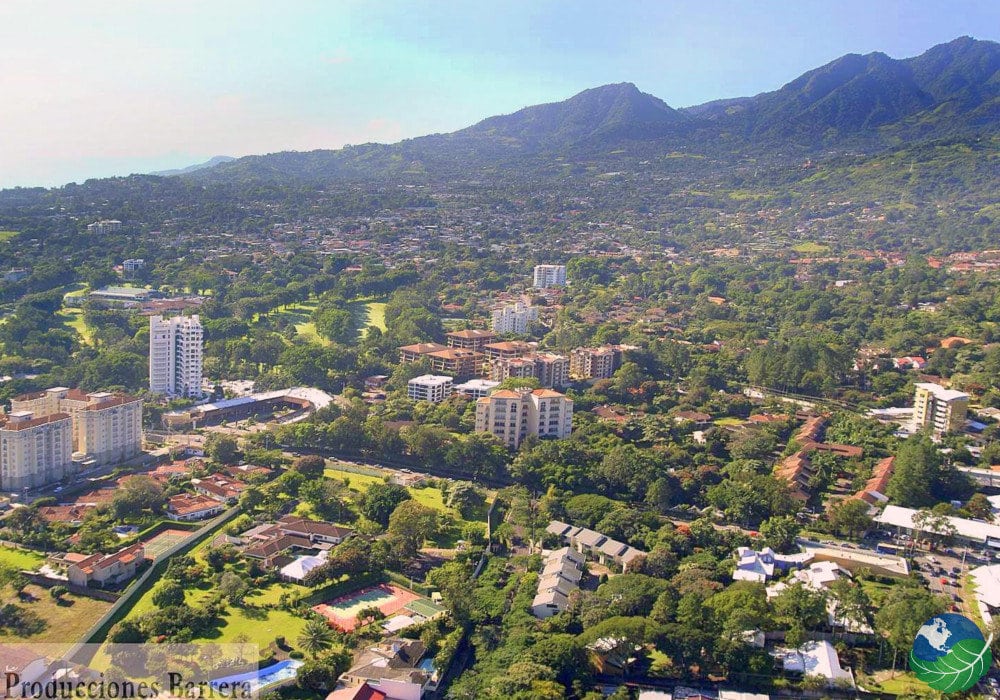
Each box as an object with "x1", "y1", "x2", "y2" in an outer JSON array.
[
  {"x1": 9, "y1": 387, "x2": 142, "y2": 466},
  {"x1": 445, "y1": 329, "x2": 497, "y2": 351},
  {"x1": 570, "y1": 345, "x2": 624, "y2": 380},
  {"x1": 426, "y1": 348, "x2": 486, "y2": 378},
  {"x1": 0, "y1": 411, "x2": 73, "y2": 491},
  {"x1": 490, "y1": 301, "x2": 538, "y2": 335},
  {"x1": 490, "y1": 352, "x2": 569, "y2": 388},
  {"x1": 913, "y1": 382, "x2": 970, "y2": 436},
  {"x1": 474, "y1": 388, "x2": 573, "y2": 448},
  {"x1": 483, "y1": 340, "x2": 534, "y2": 360},
  {"x1": 149, "y1": 314, "x2": 204, "y2": 398},
  {"x1": 86, "y1": 220, "x2": 122, "y2": 235},
  {"x1": 533, "y1": 264, "x2": 567, "y2": 288},
  {"x1": 407, "y1": 375, "x2": 454, "y2": 403},
  {"x1": 122, "y1": 258, "x2": 145, "y2": 273},
  {"x1": 453, "y1": 379, "x2": 499, "y2": 399},
  {"x1": 398, "y1": 342, "x2": 447, "y2": 364}
]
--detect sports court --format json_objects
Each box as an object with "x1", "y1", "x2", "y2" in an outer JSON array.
[
  {"x1": 143, "y1": 529, "x2": 191, "y2": 560},
  {"x1": 312, "y1": 583, "x2": 420, "y2": 632}
]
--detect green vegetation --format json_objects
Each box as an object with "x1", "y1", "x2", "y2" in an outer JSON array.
[
  {"x1": 0, "y1": 230, "x2": 17, "y2": 241},
  {"x1": 0, "y1": 584, "x2": 112, "y2": 650},
  {"x1": 0, "y1": 546, "x2": 44, "y2": 570},
  {"x1": 791, "y1": 241, "x2": 832, "y2": 254}
]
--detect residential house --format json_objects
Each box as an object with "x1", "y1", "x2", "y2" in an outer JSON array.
[
  {"x1": 167, "y1": 494, "x2": 225, "y2": 521},
  {"x1": 66, "y1": 543, "x2": 145, "y2": 588},
  {"x1": 339, "y1": 639, "x2": 438, "y2": 700}
]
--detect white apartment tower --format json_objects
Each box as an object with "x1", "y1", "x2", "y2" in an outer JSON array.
[
  {"x1": 533, "y1": 264, "x2": 567, "y2": 288},
  {"x1": 491, "y1": 301, "x2": 539, "y2": 335},
  {"x1": 150, "y1": 315, "x2": 204, "y2": 398}
]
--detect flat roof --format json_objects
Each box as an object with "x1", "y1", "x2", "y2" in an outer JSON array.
[{"x1": 876, "y1": 504, "x2": 1000, "y2": 544}]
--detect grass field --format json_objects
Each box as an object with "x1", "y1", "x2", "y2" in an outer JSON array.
[
  {"x1": 791, "y1": 241, "x2": 832, "y2": 254},
  {"x1": 0, "y1": 546, "x2": 44, "y2": 570},
  {"x1": 325, "y1": 467, "x2": 386, "y2": 491},
  {"x1": 0, "y1": 584, "x2": 112, "y2": 651},
  {"x1": 58, "y1": 308, "x2": 94, "y2": 345},
  {"x1": 0, "y1": 230, "x2": 18, "y2": 242}
]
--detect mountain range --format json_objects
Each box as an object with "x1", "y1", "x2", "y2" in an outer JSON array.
[{"x1": 180, "y1": 36, "x2": 998, "y2": 185}]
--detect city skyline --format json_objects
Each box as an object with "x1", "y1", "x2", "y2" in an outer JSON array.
[{"x1": 2, "y1": 0, "x2": 999, "y2": 187}]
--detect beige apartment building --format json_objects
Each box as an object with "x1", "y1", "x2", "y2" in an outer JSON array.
[
  {"x1": 913, "y1": 382, "x2": 969, "y2": 436},
  {"x1": 10, "y1": 387, "x2": 142, "y2": 466},
  {"x1": 475, "y1": 388, "x2": 573, "y2": 449},
  {"x1": 490, "y1": 352, "x2": 569, "y2": 388},
  {"x1": 0, "y1": 412, "x2": 73, "y2": 491},
  {"x1": 570, "y1": 345, "x2": 631, "y2": 379}
]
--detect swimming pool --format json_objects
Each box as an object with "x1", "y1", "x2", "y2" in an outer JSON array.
[{"x1": 210, "y1": 659, "x2": 303, "y2": 691}]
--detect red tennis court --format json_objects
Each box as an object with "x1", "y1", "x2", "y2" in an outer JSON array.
[{"x1": 312, "y1": 583, "x2": 420, "y2": 632}]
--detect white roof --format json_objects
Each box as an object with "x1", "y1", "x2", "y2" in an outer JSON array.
[
  {"x1": 382, "y1": 615, "x2": 419, "y2": 633},
  {"x1": 775, "y1": 640, "x2": 853, "y2": 685},
  {"x1": 876, "y1": 504, "x2": 1000, "y2": 544},
  {"x1": 914, "y1": 382, "x2": 969, "y2": 402},
  {"x1": 408, "y1": 374, "x2": 453, "y2": 387},
  {"x1": 453, "y1": 379, "x2": 499, "y2": 392},
  {"x1": 971, "y1": 564, "x2": 1000, "y2": 608},
  {"x1": 279, "y1": 551, "x2": 329, "y2": 581},
  {"x1": 720, "y1": 692, "x2": 771, "y2": 700}
]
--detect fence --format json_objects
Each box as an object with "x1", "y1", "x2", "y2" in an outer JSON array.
[{"x1": 63, "y1": 506, "x2": 241, "y2": 665}]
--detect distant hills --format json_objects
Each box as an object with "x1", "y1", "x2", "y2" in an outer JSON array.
[
  {"x1": 151, "y1": 156, "x2": 235, "y2": 177},
  {"x1": 184, "y1": 36, "x2": 998, "y2": 185}
]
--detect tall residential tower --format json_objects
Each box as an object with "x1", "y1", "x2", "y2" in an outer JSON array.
[{"x1": 149, "y1": 315, "x2": 204, "y2": 398}]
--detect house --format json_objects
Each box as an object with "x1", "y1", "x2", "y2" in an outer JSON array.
[
  {"x1": 732, "y1": 547, "x2": 812, "y2": 583},
  {"x1": 240, "y1": 516, "x2": 354, "y2": 568},
  {"x1": 191, "y1": 474, "x2": 247, "y2": 503},
  {"x1": 326, "y1": 684, "x2": 387, "y2": 700},
  {"x1": 673, "y1": 410, "x2": 712, "y2": 426},
  {"x1": 0, "y1": 643, "x2": 49, "y2": 689},
  {"x1": 339, "y1": 639, "x2": 438, "y2": 700},
  {"x1": 545, "y1": 520, "x2": 646, "y2": 572},
  {"x1": 167, "y1": 493, "x2": 225, "y2": 521},
  {"x1": 893, "y1": 356, "x2": 927, "y2": 370},
  {"x1": 773, "y1": 640, "x2": 854, "y2": 688},
  {"x1": 532, "y1": 547, "x2": 585, "y2": 618},
  {"x1": 66, "y1": 543, "x2": 145, "y2": 588}
]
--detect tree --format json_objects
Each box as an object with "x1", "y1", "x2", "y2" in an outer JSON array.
[
  {"x1": 206, "y1": 434, "x2": 239, "y2": 465},
  {"x1": 772, "y1": 582, "x2": 827, "y2": 631},
  {"x1": 446, "y1": 482, "x2": 486, "y2": 518},
  {"x1": 112, "y1": 475, "x2": 165, "y2": 519},
  {"x1": 387, "y1": 500, "x2": 439, "y2": 557},
  {"x1": 296, "y1": 650, "x2": 352, "y2": 693},
  {"x1": 300, "y1": 479, "x2": 350, "y2": 522},
  {"x1": 875, "y1": 585, "x2": 946, "y2": 671},
  {"x1": 759, "y1": 515, "x2": 801, "y2": 553},
  {"x1": 966, "y1": 493, "x2": 993, "y2": 521},
  {"x1": 297, "y1": 617, "x2": 335, "y2": 656},
  {"x1": 152, "y1": 580, "x2": 185, "y2": 609},
  {"x1": 49, "y1": 585, "x2": 68, "y2": 602},
  {"x1": 218, "y1": 571, "x2": 249, "y2": 605},
  {"x1": 355, "y1": 605, "x2": 385, "y2": 628},
  {"x1": 292, "y1": 455, "x2": 327, "y2": 479},
  {"x1": 827, "y1": 498, "x2": 873, "y2": 539},
  {"x1": 360, "y1": 482, "x2": 411, "y2": 526}
]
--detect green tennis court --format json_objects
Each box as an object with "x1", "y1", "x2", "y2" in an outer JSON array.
[
  {"x1": 405, "y1": 598, "x2": 445, "y2": 618},
  {"x1": 143, "y1": 529, "x2": 190, "y2": 559}
]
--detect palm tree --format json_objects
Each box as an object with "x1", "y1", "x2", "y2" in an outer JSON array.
[{"x1": 297, "y1": 618, "x2": 335, "y2": 656}]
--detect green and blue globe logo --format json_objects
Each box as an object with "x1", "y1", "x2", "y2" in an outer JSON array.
[{"x1": 910, "y1": 613, "x2": 993, "y2": 693}]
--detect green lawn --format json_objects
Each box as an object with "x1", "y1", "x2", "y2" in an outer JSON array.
[
  {"x1": 58, "y1": 308, "x2": 94, "y2": 345},
  {"x1": 0, "y1": 230, "x2": 18, "y2": 242},
  {"x1": 791, "y1": 241, "x2": 832, "y2": 254},
  {"x1": 0, "y1": 546, "x2": 44, "y2": 570},
  {"x1": 325, "y1": 467, "x2": 386, "y2": 491},
  {"x1": 348, "y1": 300, "x2": 387, "y2": 338},
  {"x1": 0, "y1": 583, "x2": 112, "y2": 652},
  {"x1": 62, "y1": 282, "x2": 90, "y2": 298},
  {"x1": 713, "y1": 417, "x2": 745, "y2": 426},
  {"x1": 874, "y1": 672, "x2": 932, "y2": 696}
]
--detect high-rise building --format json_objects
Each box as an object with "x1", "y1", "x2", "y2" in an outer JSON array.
[
  {"x1": 10, "y1": 387, "x2": 142, "y2": 466},
  {"x1": 490, "y1": 352, "x2": 569, "y2": 388},
  {"x1": 86, "y1": 220, "x2": 122, "y2": 235},
  {"x1": 491, "y1": 301, "x2": 538, "y2": 335},
  {"x1": 533, "y1": 264, "x2": 567, "y2": 288},
  {"x1": 913, "y1": 383, "x2": 969, "y2": 436},
  {"x1": 150, "y1": 315, "x2": 204, "y2": 398},
  {"x1": 570, "y1": 346, "x2": 621, "y2": 380},
  {"x1": 0, "y1": 411, "x2": 73, "y2": 491},
  {"x1": 445, "y1": 329, "x2": 497, "y2": 351},
  {"x1": 475, "y1": 388, "x2": 573, "y2": 449}
]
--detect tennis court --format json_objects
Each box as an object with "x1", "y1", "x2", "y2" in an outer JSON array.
[
  {"x1": 143, "y1": 529, "x2": 190, "y2": 560},
  {"x1": 312, "y1": 583, "x2": 419, "y2": 632},
  {"x1": 405, "y1": 598, "x2": 445, "y2": 618}
]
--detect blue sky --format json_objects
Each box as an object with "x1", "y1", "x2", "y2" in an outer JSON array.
[{"x1": 1, "y1": 0, "x2": 998, "y2": 187}]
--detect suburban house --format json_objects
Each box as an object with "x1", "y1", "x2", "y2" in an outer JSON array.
[
  {"x1": 167, "y1": 493, "x2": 226, "y2": 521},
  {"x1": 191, "y1": 474, "x2": 248, "y2": 503},
  {"x1": 65, "y1": 543, "x2": 146, "y2": 588},
  {"x1": 546, "y1": 520, "x2": 646, "y2": 572},
  {"x1": 339, "y1": 639, "x2": 438, "y2": 700},
  {"x1": 732, "y1": 547, "x2": 813, "y2": 583},
  {"x1": 0, "y1": 643, "x2": 49, "y2": 688},
  {"x1": 239, "y1": 516, "x2": 354, "y2": 569},
  {"x1": 326, "y1": 684, "x2": 387, "y2": 700}
]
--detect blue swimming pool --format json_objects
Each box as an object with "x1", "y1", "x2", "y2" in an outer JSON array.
[{"x1": 210, "y1": 659, "x2": 303, "y2": 690}]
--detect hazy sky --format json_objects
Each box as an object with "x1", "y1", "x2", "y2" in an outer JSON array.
[{"x1": 2, "y1": 0, "x2": 999, "y2": 188}]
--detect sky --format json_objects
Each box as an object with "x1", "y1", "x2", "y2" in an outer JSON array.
[{"x1": 1, "y1": 0, "x2": 999, "y2": 188}]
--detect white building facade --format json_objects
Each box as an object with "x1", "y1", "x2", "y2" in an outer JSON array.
[
  {"x1": 533, "y1": 264, "x2": 567, "y2": 288},
  {"x1": 490, "y1": 301, "x2": 538, "y2": 335},
  {"x1": 407, "y1": 375, "x2": 454, "y2": 403},
  {"x1": 0, "y1": 412, "x2": 74, "y2": 491},
  {"x1": 149, "y1": 315, "x2": 204, "y2": 398}
]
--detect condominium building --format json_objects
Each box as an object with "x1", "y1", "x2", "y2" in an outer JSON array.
[
  {"x1": 490, "y1": 352, "x2": 569, "y2": 388},
  {"x1": 122, "y1": 258, "x2": 145, "y2": 273},
  {"x1": 407, "y1": 375, "x2": 454, "y2": 403},
  {"x1": 0, "y1": 412, "x2": 73, "y2": 491},
  {"x1": 491, "y1": 301, "x2": 538, "y2": 335},
  {"x1": 86, "y1": 220, "x2": 123, "y2": 235},
  {"x1": 483, "y1": 340, "x2": 534, "y2": 360},
  {"x1": 426, "y1": 348, "x2": 486, "y2": 378},
  {"x1": 453, "y1": 379, "x2": 500, "y2": 399},
  {"x1": 533, "y1": 264, "x2": 567, "y2": 288},
  {"x1": 475, "y1": 388, "x2": 573, "y2": 449},
  {"x1": 570, "y1": 346, "x2": 624, "y2": 380},
  {"x1": 445, "y1": 329, "x2": 497, "y2": 351},
  {"x1": 10, "y1": 387, "x2": 142, "y2": 466},
  {"x1": 398, "y1": 342, "x2": 448, "y2": 364},
  {"x1": 913, "y1": 383, "x2": 969, "y2": 436},
  {"x1": 149, "y1": 315, "x2": 204, "y2": 398}
]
